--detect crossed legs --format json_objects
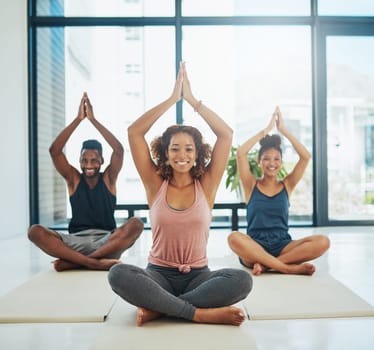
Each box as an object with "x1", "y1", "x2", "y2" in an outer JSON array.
[
  {"x1": 108, "y1": 264, "x2": 252, "y2": 326},
  {"x1": 28, "y1": 217, "x2": 144, "y2": 271},
  {"x1": 228, "y1": 231, "x2": 330, "y2": 276}
]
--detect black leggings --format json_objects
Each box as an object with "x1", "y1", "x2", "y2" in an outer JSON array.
[{"x1": 108, "y1": 263, "x2": 253, "y2": 320}]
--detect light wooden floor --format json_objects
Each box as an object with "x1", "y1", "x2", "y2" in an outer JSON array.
[{"x1": 1, "y1": 226, "x2": 374, "y2": 350}]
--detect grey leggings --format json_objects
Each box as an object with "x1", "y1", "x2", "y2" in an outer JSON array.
[{"x1": 108, "y1": 263, "x2": 253, "y2": 321}]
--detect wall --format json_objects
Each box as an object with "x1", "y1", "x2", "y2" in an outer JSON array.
[{"x1": 0, "y1": 0, "x2": 28, "y2": 237}]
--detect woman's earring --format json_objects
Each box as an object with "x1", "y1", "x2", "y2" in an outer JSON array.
[
  {"x1": 165, "y1": 160, "x2": 170, "y2": 166},
  {"x1": 193, "y1": 161, "x2": 197, "y2": 167}
]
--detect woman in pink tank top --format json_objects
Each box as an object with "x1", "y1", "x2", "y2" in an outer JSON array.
[{"x1": 108, "y1": 62, "x2": 252, "y2": 327}]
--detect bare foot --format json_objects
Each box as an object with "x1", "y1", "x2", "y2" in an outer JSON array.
[
  {"x1": 252, "y1": 262, "x2": 267, "y2": 276},
  {"x1": 286, "y1": 262, "x2": 315, "y2": 275},
  {"x1": 94, "y1": 258, "x2": 121, "y2": 270},
  {"x1": 136, "y1": 307, "x2": 163, "y2": 326},
  {"x1": 251, "y1": 262, "x2": 315, "y2": 276},
  {"x1": 53, "y1": 259, "x2": 80, "y2": 272},
  {"x1": 193, "y1": 306, "x2": 246, "y2": 326},
  {"x1": 53, "y1": 258, "x2": 121, "y2": 272}
]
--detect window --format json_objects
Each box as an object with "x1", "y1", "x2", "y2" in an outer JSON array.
[
  {"x1": 182, "y1": 25, "x2": 312, "y2": 222},
  {"x1": 36, "y1": 25, "x2": 175, "y2": 226},
  {"x1": 37, "y1": 0, "x2": 174, "y2": 17},
  {"x1": 182, "y1": 0, "x2": 310, "y2": 16},
  {"x1": 326, "y1": 36, "x2": 374, "y2": 220},
  {"x1": 29, "y1": 0, "x2": 374, "y2": 227},
  {"x1": 318, "y1": 0, "x2": 374, "y2": 16}
]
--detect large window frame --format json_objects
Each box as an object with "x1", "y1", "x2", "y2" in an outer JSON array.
[
  {"x1": 314, "y1": 19, "x2": 374, "y2": 225},
  {"x1": 28, "y1": 0, "x2": 374, "y2": 227}
]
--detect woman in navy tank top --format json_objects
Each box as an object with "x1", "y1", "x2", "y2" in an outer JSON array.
[{"x1": 228, "y1": 106, "x2": 330, "y2": 276}]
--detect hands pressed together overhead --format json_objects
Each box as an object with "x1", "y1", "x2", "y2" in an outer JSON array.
[
  {"x1": 77, "y1": 91, "x2": 95, "y2": 121},
  {"x1": 264, "y1": 105, "x2": 286, "y2": 136},
  {"x1": 171, "y1": 61, "x2": 197, "y2": 107}
]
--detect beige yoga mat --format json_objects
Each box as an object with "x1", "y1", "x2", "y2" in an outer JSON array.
[
  {"x1": 90, "y1": 299, "x2": 257, "y2": 350},
  {"x1": 243, "y1": 272, "x2": 374, "y2": 320},
  {"x1": 0, "y1": 270, "x2": 116, "y2": 323}
]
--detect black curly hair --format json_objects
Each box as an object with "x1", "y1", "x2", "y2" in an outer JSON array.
[
  {"x1": 258, "y1": 134, "x2": 282, "y2": 161},
  {"x1": 150, "y1": 124, "x2": 212, "y2": 180}
]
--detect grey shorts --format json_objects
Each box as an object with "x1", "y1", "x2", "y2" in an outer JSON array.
[{"x1": 58, "y1": 229, "x2": 121, "y2": 259}]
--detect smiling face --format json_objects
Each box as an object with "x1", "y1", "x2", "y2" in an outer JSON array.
[
  {"x1": 79, "y1": 149, "x2": 103, "y2": 179},
  {"x1": 166, "y1": 132, "x2": 197, "y2": 174},
  {"x1": 259, "y1": 148, "x2": 282, "y2": 177}
]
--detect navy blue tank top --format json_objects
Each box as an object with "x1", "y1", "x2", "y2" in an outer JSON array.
[
  {"x1": 68, "y1": 173, "x2": 116, "y2": 233},
  {"x1": 246, "y1": 184, "x2": 289, "y2": 235}
]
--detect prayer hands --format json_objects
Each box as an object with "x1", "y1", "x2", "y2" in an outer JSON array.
[
  {"x1": 275, "y1": 106, "x2": 285, "y2": 133},
  {"x1": 171, "y1": 62, "x2": 184, "y2": 103},
  {"x1": 170, "y1": 61, "x2": 196, "y2": 105},
  {"x1": 83, "y1": 92, "x2": 95, "y2": 121},
  {"x1": 265, "y1": 106, "x2": 285, "y2": 134},
  {"x1": 181, "y1": 62, "x2": 194, "y2": 103},
  {"x1": 77, "y1": 92, "x2": 95, "y2": 121}
]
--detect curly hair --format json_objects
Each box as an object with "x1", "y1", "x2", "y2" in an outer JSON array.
[
  {"x1": 150, "y1": 124, "x2": 212, "y2": 180},
  {"x1": 258, "y1": 134, "x2": 282, "y2": 161}
]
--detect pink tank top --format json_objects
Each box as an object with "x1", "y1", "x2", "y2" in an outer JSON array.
[{"x1": 148, "y1": 180, "x2": 212, "y2": 273}]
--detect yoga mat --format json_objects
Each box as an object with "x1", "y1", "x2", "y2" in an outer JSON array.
[
  {"x1": 0, "y1": 270, "x2": 116, "y2": 323},
  {"x1": 243, "y1": 272, "x2": 374, "y2": 320},
  {"x1": 90, "y1": 299, "x2": 257, "y2": 350}
]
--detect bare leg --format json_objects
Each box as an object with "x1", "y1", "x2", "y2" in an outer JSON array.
[
  {"x1": 28, "y1": 218, "x2": 143, "y2": 271},
  {"x1": 228, "y1": 231, "x2": 316, "y2": 275},
  {"x1": 52, "y1": 218, "x2": 144, "y2": 271},
  {"x1": 278, "y1": 235, "x2": 330, "y2": 264},
  {"x1": 28, "y1": 224, "x2": 120, "y2": 271}
]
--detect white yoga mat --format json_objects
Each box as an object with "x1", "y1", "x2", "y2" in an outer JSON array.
[
  {"x1": 243, "y1": 272, "x2": 374, "y2": 320},
  {"x1": 90, "y1": 299, "x2": 257, "y2": 350},
  {"x1": 0, "y1": 270, "x2": 116, "y2": 323}
]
